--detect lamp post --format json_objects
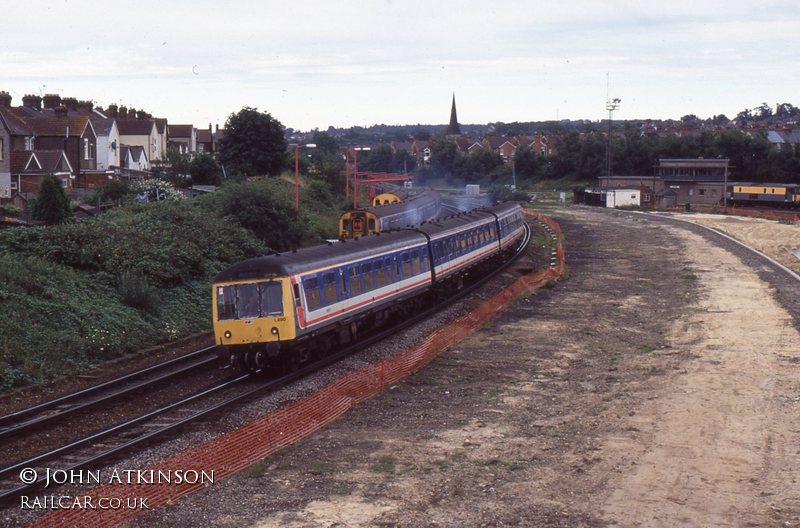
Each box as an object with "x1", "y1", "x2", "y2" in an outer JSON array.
[{"x1": 294, "y1": 143, "x2": 316, "y2": 212}]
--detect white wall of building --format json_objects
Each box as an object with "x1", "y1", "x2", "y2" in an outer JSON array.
[{"x1": 606, "y1": 189, "x2": 641, "y2": 208}]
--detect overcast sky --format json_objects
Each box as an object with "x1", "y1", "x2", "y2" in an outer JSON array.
[{"x1": 2, "y1": 0, "x2": 799, "y2": 131}]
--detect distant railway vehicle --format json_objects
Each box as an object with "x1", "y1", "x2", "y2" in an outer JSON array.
[
  {"x1": 728, "y1": 183, "x2": 800, "y2": 208},
  {"x1": 213, "y1": 202, "x2": 525, "y2": 371},
  {"x1": 372, "y1": 185, "x2": 409, "y2": 206},
  {"x1": 339, "y1": 189, "x2": 441, "y2": 239}
]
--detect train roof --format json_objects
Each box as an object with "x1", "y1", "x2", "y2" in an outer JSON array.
[
  {"x1": 347, "y1": 189, "x2": 440, "y2": 219},
  {"x1": 728, "y1": 182, "x2": 799, "y2": 188},
  {"x1": 214, "y1": 230, "x2": 426, "y2": 282}
]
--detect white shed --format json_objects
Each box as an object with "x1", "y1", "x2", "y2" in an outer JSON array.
[{"x1": 606, "y1": 189, "x2": 641, "y2": 208}]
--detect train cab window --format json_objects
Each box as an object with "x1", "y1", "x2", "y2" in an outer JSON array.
[
  {"x1": 401, "y1": 252, "x2": 411, "y2": 277},
  {"x1": 303, "y1": 277, "x2": 321, "y2": 311},
  {"x1": 411, "y1": 250, "x2": 421, "y2": 275},
  {"x1": 368, "y1": 219, "x2": 376, "y2": 231},
  {"x1": 348, "y1": 267, "x2": 362, "y2": 296},
  {"x1": 342, "y1": 219, "x2": 351, "y2": 232},
  {"x1": 216, "y1": 286, "x2": 237, "y2": 320},
  {"x1": 322, "y1": 272, "x2": 338, "y2": 305},
  {"x1": 363, "y1": 262, "x2": 374, "y2": 290},
  {"x1": 261, "y1": 282, "x2": 283, "y2": 316},
  {"x1": 237, "y1": 283, "x2": 260, "y2": 319}
]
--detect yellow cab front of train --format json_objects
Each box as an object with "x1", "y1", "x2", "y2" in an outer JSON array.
[
  {"x1": 212, "y1": 276, "x2": 297, "y2": 349},
  {"x1": 339, "y1": 210, "x2": 379, "y2": 238}
]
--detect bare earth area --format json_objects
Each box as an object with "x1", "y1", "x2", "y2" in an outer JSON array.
[{"x1": 116, "y1": 206, "x2": 798, "y2": 527}]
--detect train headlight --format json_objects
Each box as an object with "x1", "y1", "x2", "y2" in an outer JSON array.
[
  {"x1": 224, "y1": 331, "x2": 232, "y2": 339},
  {"x1": 271, "y1": 327, "x2": 279, "y2": 335}
]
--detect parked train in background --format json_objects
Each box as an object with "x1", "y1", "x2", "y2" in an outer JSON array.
[
  {"x1": 213, "y1": 202, "x2": 525, "y2": 371},
  {"x1": 339, "y1": 189, "x2": 441, "y2": 239},
  {"x1": 727, "y1": 183, "x2": 800, "y2": 208}
]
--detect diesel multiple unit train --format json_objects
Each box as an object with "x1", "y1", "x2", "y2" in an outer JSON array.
[
  {"x1": 338, "y1": 189, "x2": 441, "y2": 239},
  {"x1": 213, "y1": 202, "x2": 525, "y2": 371}
]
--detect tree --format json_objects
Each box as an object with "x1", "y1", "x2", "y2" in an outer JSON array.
[
  {"x1": 189, "y1": 153, "x2": 221, "y2": 185},
  {"x1": 218, "y1": 107, "x2": 287, "y2": 177},
  {"x1": 32, "y1": 174, "x2": 72, "y2": 224},
  {"x1": 163, "y1": 147, "x2": 191, "y2": 187}
]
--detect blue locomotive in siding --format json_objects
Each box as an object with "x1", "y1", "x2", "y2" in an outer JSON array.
[{"x1": 213, "y1": 202, "x2": 525, "y2": 371}]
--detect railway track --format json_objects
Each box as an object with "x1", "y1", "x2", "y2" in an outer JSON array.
[
  {"x1": 0, "y1": 346, "x2": 218, "y2": 442},
  {"x1": 0, "y1": 222, "x2": 536, "y2": 506}
]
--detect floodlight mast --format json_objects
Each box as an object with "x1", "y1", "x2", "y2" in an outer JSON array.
[{"x1": 605, "y1": 96, "x2": 621, "y2": 179}]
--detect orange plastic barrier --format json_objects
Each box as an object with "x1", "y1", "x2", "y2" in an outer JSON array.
[{"x1": 25, "y1": 210, "x2": 564, "y2": 528}]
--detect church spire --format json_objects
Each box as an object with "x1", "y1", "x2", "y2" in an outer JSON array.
[{"x1": 447, "y1": 93, "x2": 461, "y2": 136}]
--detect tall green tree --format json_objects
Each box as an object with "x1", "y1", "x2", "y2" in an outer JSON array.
[
  {"x1": 32, "y1": 174, "x2": 72, "y2": 224},
  {"x1": 218, "y1": 107, "x2": 287, "y2": 177},
  {"x1": 189, "y1": 153, "x2": 221, "y2": 185}
]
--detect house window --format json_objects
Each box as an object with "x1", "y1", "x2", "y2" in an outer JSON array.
[
  {"x1": 25, "y1": 137, "x2": 35, "y2": 150},
  {"x1": 643, "y1": 193, "x2": 651, "y2": 202},
  {"x1": 84, "y1": 139, "x2": 95, "y2": 160},
  {"x1": 11, "y1": 181, "x2": 17, "y2": 190}
]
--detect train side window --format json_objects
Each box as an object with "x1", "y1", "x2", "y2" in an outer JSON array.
[
  {"x1": 348, "y1": 267, "x2": 362, "y2": 296},
  {"x1": 368, "y1": 219, "x2": 376, "y2": 231},
  {"x1": 401, "y1": 252, "x2": 411, "y2": 276},
  {"x1": 385, "y1": 257, "x2": 394, "y2": 284},
  {"x1": 363, "y1": 262, "x2": 375, "y2": 290},
  {"x1": 304, "y1": 277, "x2": 321, "y2": 310},
  {"x1": 375, "y1": 260, "x2": 386, "y2": 288},
  {"x1": 422, "y1": 251, "x2": 429, "y2": 272},
  {"x1": 322, "y1": 272, "x2": 338, "y2": 305},
  {"x1": 343, "y1": 219, "x2": 351, "y2": 231},
  {"x1": 395, "y1": 255, "x2": 401, "y2": 278},
  {"x1": 411, "y1": 249, "x2": 421, "y2": 275}
]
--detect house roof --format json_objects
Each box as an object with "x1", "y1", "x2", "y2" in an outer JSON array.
[
  {"x1": 15, "y1": 149, "x2": 74, "y2": 175},
  {"x1": 196, "y1": 129, "x2": 212, "y2": 143},
  {"x1": 117, "y1": 119, "x2": 156, "y2": 136},
  {"x1": 0, "y1": 107, "x2": 32, "y2": 135},
  {"x1": 89, "y1": 114, "x2": 115, "y2": 136},
  {"x1": 155, "y1": 118, "x2": 168, "y2": 134},
  {"x1": 168, "y1": 124, "x2": 194, "y2": 138},
  {"x1": 15, "y1": 111, "x2": 92, "y2": 138}
]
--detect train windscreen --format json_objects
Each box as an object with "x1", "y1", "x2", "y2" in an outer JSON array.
[{"x1": 216, "y1": 282, "x2": 283, "y2": 320}]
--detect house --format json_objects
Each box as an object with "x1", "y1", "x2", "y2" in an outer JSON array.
[
  {"x1": 88, "y1": 110, "x2": 121, "y2": 173},
  {"x1": 0, "y1": 93, "x2": 11, "y2": 199},
  {"x1": 766, "y1": 129, "x2": 800, "y2": 151},
  {"x1": 116, "y1": 116, "x2": 160, "y2": 164},
  {"x1": 120, "y1": 145, "x2": 149, "y2": 172},
  {"x1": 481, "y1": 135, "x2": 516, "y2": 163},
  {"x1": 11, "y1": 150, "x2": 74, "y2": 193},
  {"x1": 196, "y1": 125, "x2": 213, "y2": 155},
  {"x1": 168, "y1": 124, "x2": 196, "y2": 154},
  {"x1": 7, "y1": 95, "x2": 96, "y2": 189}
]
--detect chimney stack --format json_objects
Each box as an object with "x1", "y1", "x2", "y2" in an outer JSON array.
[
  {"x1": 119, "y1": 106, "x2": 128, "y2": 119},
  {"x1": 22, "y1": 94, "x2": 42, "y2": 110},
  {"x1": 107, "y1": 104, "x2": 118, "y2": 117},
  {"x1": 0, "y1": 91, "x2": 11, "y2": 109},
  {"x1": 62, "y1": 97, "x2": 79, "y2": 111},
  {"x1": 76, "y1": 100, "x2": 94, "y2": 113},
  {"x1": 43, "y1": 94, "x2": 62, "y2": 109},
  {"x1": 54, "y1": 105, "x2": 68, "y2": 117}
]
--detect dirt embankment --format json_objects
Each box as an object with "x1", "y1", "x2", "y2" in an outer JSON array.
[{"x1": 126, "y1": 206, "x2": 799, "y2": 527}]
